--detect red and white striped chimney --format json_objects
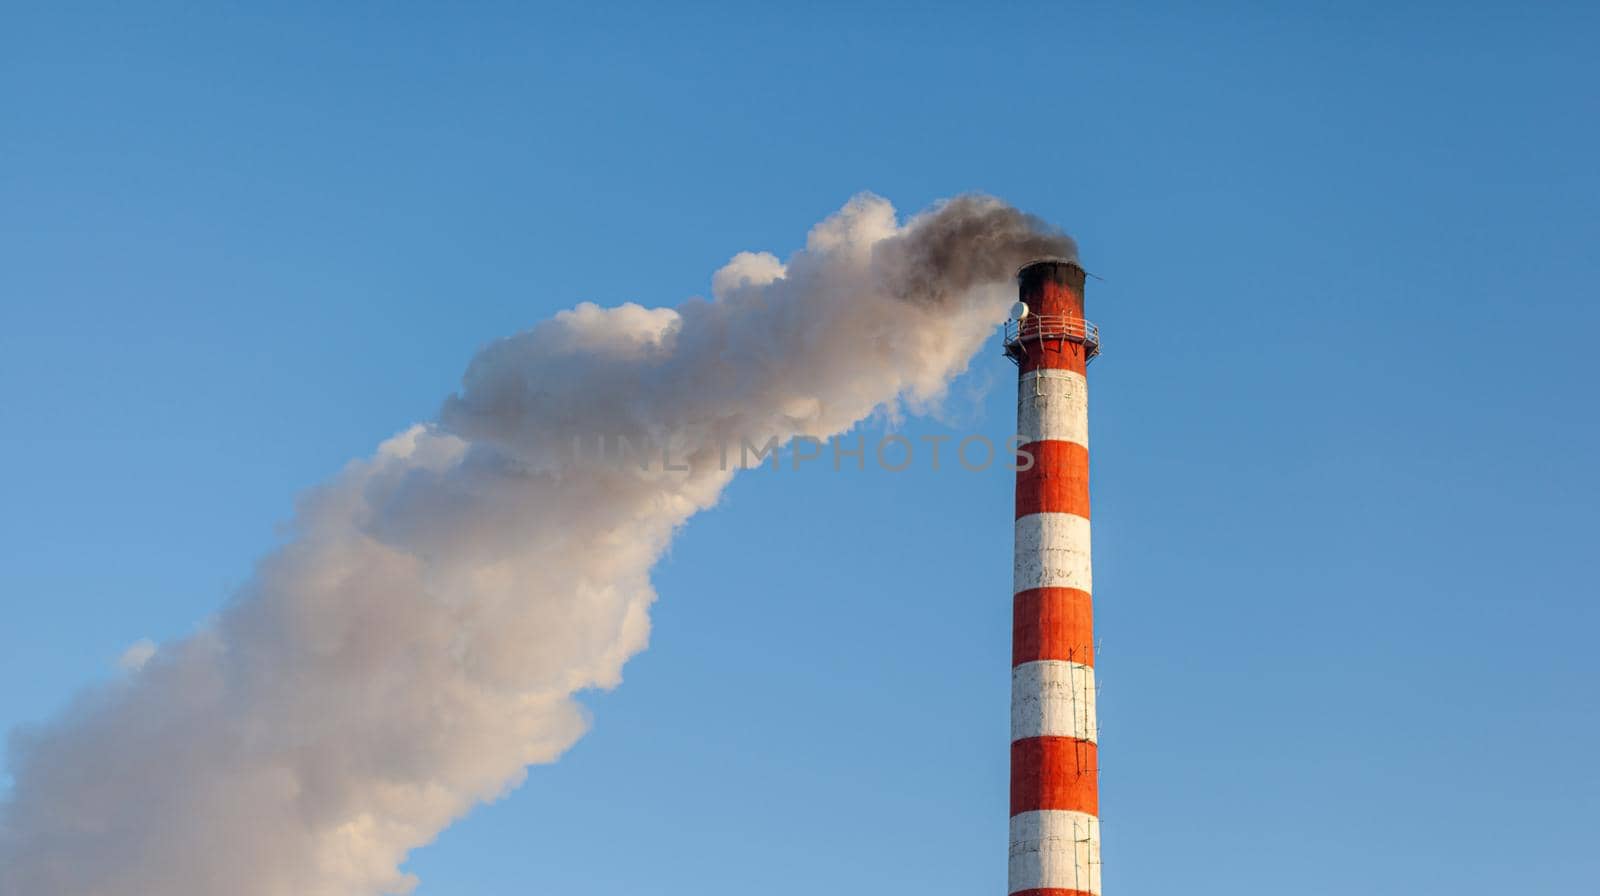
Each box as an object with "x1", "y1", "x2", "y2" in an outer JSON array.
[{"x1": 1004, "y1": 259, "x2": 1100, "y2": 896}]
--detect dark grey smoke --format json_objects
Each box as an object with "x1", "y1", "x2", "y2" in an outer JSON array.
[{"x1": 872, "y1": 194, "x2": 1079, "y2": 305}]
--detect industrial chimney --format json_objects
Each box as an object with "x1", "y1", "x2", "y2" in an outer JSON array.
[{"x1": 1003, "y1": 259, "x2": 1100, "y2": 895}]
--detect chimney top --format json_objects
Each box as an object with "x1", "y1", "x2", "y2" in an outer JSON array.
[{"x1": 1015, "y1": 257, "x2": 1083, "y2": 279}]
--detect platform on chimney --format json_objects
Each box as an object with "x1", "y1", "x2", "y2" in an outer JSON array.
[{"x1": 1003, "y1": 315, "x2": 1101, "y2": 365}]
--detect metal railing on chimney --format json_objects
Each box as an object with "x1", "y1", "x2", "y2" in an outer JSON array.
[{"x1": 1003, "y1": 315, "x2": 1101, "y2": 364}]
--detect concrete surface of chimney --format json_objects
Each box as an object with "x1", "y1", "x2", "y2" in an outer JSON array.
[{"x1": 1004, "y1": 260, "x2": 1101, "y2": 896}]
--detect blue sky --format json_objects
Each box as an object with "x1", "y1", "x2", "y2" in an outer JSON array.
[{"x1": 3, "y1": 2, "x2": 1598, "y2": 893}]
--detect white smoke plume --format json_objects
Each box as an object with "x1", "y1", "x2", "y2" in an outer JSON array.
[{"x1": 0, "y1": 194, "x2": 1076, "y2": 895}]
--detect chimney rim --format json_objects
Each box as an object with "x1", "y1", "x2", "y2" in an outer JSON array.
[{"x1": 1015, "y1": 256, "x2": 1084, "y2": 279}]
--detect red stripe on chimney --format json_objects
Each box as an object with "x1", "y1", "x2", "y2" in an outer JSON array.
[
  {"x1": 1015, "y1": 440, "x2": 1091, "y2": 519},
  {"x1": 1012, "y1": 587, "x2": 1095, "y2": 666},
  {"x1": 1010, "y1": 737, "x2": 1100, "y2": 816}
]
